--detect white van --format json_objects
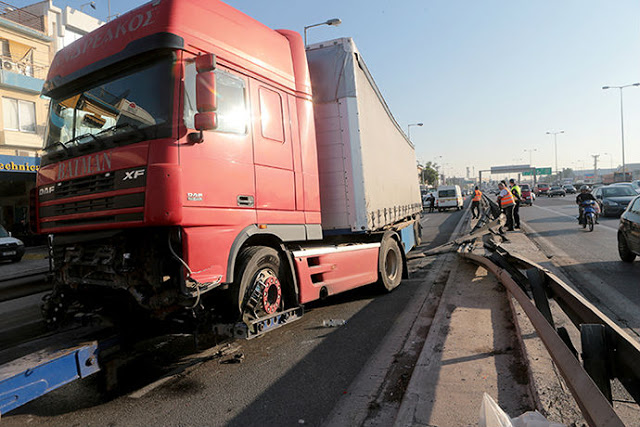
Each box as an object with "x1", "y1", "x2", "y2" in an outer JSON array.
[{"x1": 437, "y1": 185, "x2": 463, "y2": 211}]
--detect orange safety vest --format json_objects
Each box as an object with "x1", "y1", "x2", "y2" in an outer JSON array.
[
  {"x1": 472, "y1": 190, "x2": 482, "y2": 202},
  {"x1": 499, "y1": 189, "x2": 515, "y2": 207}
]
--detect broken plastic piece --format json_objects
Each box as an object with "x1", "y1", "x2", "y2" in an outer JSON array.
[
  {"x1": 322, "y1": 319, "x2": 347, "y2": 327},
  {"x1": 479, "y1": 393, "x2": 566, "y2": 427}
]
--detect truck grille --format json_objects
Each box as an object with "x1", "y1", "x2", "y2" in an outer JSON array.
[
  {"x1": 40, "y1": 193, "x2": 144, "y2": 218},
  {"x1": 55, "y1": 173, "x2": 115, "y2": 199},
  {"x1": 39, "y1": 167, "x2": 146, "y2": 202}
]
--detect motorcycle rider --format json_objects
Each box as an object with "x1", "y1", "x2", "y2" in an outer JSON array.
[{"x1": 576, "y1": 185, "x2": 598, "y2": 224}]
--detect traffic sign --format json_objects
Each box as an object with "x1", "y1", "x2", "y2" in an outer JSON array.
[{"x1": 522, "y1": 167, "x2": 552, "y2": 176}]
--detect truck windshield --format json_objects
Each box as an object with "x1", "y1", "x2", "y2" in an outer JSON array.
[{"x1": 43, "y1": 57, "x2": 173, "y2": 160}]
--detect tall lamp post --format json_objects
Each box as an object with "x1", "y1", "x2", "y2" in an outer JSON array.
[
  {"x1": 546, "y1": 130, "x2": 564, "y2": 180},
  {"x1": 602, "y1": 83, "x2": 640, "y2": 178},
  {"x1": 304, "y1": 18, "x2": 342, "y2": 46},
  {"x1": 407, "y1": 122, "x2": 423, "y2": 140},
  {"x1": 524, "y1": 148, "x2": 537, "y2": 166}
]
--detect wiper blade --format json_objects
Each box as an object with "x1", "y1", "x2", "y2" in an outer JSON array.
[
  {"x1": 97, "y1": 122, "x2": 138, "y2": 137},
  {"x1": 43, "y1": 140, "x2": 70, "y2": 154}
]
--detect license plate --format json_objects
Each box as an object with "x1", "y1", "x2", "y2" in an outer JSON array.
[{"x1": 2, "y1": 251, "x2": 16, "y2": 256}]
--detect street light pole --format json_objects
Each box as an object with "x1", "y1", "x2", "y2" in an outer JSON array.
[
  {"x1": 546, "y1": 130, "x2": 564, "y2": 180},
  {"x1": 603, "y1": 83, "x2": 640, "y2": 178},
  {"x1": 524, "y1": 148, "x2": 537, "y2": 166},
  {"x1": 304, "y1": 18, "x2": 342, "y2": 47},
  {"x1": 407, "y1": 122, "x2": 423, "y2": 141}
]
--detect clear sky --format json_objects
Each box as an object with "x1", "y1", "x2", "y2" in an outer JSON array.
[{"x1": 25, "y1": 0, "x2": 640, "y2": 178}]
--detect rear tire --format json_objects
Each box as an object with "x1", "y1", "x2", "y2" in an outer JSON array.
[
  {"x1": 618, "y1": 233, "x2": 636, "y2": 263},
  {"x1": 377, "y1": 234, "x2": 403, "y2": 292}
]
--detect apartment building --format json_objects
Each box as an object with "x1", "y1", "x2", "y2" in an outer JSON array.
[{"x1": 0, "y1": 1, "x2": 102, "y2": 234}]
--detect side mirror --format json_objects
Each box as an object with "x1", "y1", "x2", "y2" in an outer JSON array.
[
  {"x1": 194, "y1": 112, "x2": 217, "y2": 131},
  {"x1": 189, "y1": 53, "x2": 218, "y2": 143},
  {"x1": 196, "y1": 72, "x2": 217, "y2": 113}
]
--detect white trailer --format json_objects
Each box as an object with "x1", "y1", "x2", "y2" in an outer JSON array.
[{"x1": 307, "y1": 38, "x2": 422, "y2": 233}]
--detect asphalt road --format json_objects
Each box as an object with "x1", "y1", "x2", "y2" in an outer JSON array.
[
  {"x1": 520, "y1": 196, "x2": 640, "y2": 339},
  {"x1": 3, "y1": 207, "x2": 465, "y2": 427}
]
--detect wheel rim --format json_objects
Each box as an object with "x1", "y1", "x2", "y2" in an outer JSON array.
[
  {"x1": 385, "y1": 248, "x2": 399, "y2": 281},
  {"x1": 246, "y1": 268, "x2": 282, "y2": 317}
]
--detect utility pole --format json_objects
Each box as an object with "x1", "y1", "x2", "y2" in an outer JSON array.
[{"x1": 592, "y1": 154, "x2": 600, "y2": 182}]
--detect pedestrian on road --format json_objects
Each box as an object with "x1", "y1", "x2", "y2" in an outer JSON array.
[
  {"x1": 497, "y1": 181, "x2": 515, "y2": 231},
  {"x1": 509, "y1": 178, "x2": 522, "y2": 229},
  {"x1": 471, "y1": 186, "x2": 482, "y2": 219},
  {"x1": 428, "y1": 193, "x2": 435, "y2": 213}
]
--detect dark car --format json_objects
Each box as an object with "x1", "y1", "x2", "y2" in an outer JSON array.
[
  {"x1": 593, "y1": 185, "x2": 638, "y2": 217},
  {"x1": 547, "y1": 186, "x2": 566, "y2": 197},
  {"x1": 534, "y1": 183, "x2": 549, "y2": 196},
  {"x1": 520, "y1": 184, "x2": 533, "y2": 206},
  {"x1": 563, "y1": 184, "x2": 577, "y2": 194},
  {"x1": 618, "y1": 195, "x2": 640, "y2": 262},
  {"x1": 0, "y1": 225, "x2": 25, "y2": 262}
]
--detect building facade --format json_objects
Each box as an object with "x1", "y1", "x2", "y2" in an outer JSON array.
[{"x1": 0, "y1": 1, "x2": 102, "y2": 235}]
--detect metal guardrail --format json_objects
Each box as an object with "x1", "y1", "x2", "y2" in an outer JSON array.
[
  {"x1": 425, "y1": 189, "x2": 638, "y2": 426},
  {"x1": 0, "y1": 268, "x2": 50, "y2": 303}
]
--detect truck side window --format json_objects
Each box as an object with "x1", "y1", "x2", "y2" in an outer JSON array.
[
  {"x1": 258, "y1": 87, "x2": 284, "y2": 142},
  {"x1": 184, "y1": 62, "x2": 248, "y2": 134}
]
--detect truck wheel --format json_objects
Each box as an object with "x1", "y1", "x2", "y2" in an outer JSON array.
[
  {"x1": 377, "y1": 235, "x2": 403, "y2": 292},
  {"x1": 235, "y1": 246, "x2": 285, "y2": 320}
]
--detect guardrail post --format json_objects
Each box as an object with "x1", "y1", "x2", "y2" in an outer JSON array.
[
  {"x1": 581, "y1": 324, "x2": 613, "y2": 404},
  {"x1": 526, "y1": 268, "x2": 554, "y2": 328}
]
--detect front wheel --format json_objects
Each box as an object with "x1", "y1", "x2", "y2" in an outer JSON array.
[
  {"x1": 618, "y1": 233, "x2": 636, "y2": 263},
  {"x1": 377, "y1": 234, "x2": 404, "y2": 292},
  {"x1": 587, "y1": 215, "x2": 594, "y2": 232},
  {"x1": 234, "y1": 246, "x2": 286, "y2": 320}
]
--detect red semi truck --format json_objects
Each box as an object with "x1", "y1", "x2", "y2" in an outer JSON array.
[{"x1": 35, "y1": 0, "x2": 422, "y2": 337}]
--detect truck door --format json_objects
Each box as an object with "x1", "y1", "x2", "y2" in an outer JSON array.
[
  {"x1": 248, "y1": 81, "x2": 296, "y2": 222},
  {"x1": 180, "y1": 57, "x2": 256, "y2": 217}
]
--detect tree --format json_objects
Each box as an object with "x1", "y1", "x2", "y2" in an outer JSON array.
[{"x1": 420, "y1": 161, "x2": 439, "y2": 186}]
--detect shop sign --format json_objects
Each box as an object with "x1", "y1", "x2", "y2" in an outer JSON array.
[{"x1": 0, "y1": 154, "x2": 40, "y2": 173}]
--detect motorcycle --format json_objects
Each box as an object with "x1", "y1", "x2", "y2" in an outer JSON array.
[{"x1": 580, "y1": 200, "x2": 598, "y2": 232}]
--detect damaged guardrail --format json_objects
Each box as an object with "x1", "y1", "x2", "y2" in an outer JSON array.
[{"x1": 423, "y1": 191, "x2": 637, "y2": 427}]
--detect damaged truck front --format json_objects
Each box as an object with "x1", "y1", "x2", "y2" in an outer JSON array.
[{"x1": 36, "y1": 0, "x2": 422, "y2": 336}]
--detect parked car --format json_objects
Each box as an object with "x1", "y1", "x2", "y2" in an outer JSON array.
[
  {"x1": 618, "y1": 195, "x2": 640, "y2": 262},
  {"x1": 534, "y1": 183, "x2": 550, "y2": 196},
  {"x1": 593, "y1": 185, "x2": 638, "y2": 217},
  {"x1": 520, "y1": 184, "x2": 533, "y2": 206},
  {"x1": 0, "y1": 225, "x2": 25, "y2": 262},
  {"x1": 547, "y1": 186, "x2": 566, "y2": 197},
  {"x1": 563, "y1": 184, "x2": 577, "y2": 194}
]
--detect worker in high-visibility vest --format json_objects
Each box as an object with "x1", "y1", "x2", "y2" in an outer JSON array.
[
  {"x1": 509, "y1": 178, "x2": 522, "y2": 229},
  {"x1": 471, "y1": 186, "x2": 482, "y2": 219},
  {"x1": 497, "y1": 181, "x2": 515, "y2": 231}
]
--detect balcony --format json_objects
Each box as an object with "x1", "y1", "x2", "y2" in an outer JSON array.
[{"x1": 0, "y1": 55, "x2": 44, "y2": 93}]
